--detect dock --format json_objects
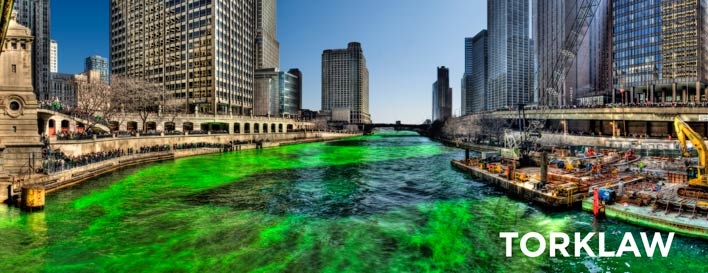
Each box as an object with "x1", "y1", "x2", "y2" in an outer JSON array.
[
  {"x1": 451, "y1": 160, "x2": 586, "y2": 208},
  {"x1": 582, "y1": 198, "x2": 708, "y2": 240}
]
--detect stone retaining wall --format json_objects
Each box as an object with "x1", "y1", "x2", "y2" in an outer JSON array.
[{"x1": 49, "y1": 132, "x2": 352, "y2": 157}]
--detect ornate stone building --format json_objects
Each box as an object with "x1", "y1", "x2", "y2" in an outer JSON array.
[{"x1": 0, "y1": 12, "x2": 42, "y2": 181}]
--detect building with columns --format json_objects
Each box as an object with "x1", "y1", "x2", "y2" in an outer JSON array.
[
  {"x1": 613, "y1": 0, "x2": 708, "y2": 104},
  {"x1": 110, "y1": 0, "x2": 257, "y2": 116}
]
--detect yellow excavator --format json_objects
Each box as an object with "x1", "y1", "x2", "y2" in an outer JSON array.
[{"x1": 674, "y1": 117, "x2": 708, "y2": 199}]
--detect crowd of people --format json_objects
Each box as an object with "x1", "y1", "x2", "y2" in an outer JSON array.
[
  {"x1": 491, "y1": 101, "x2": 708, "y2": 112},
  {"x1": 39, "y1": 98, "x2": 71, "y2": 114},
  {"x1": 41, "y1": 141, "x2": 248, "y2": 174},
  {"x1": 41, "y1": 145, "x2": 171, "y2": 174},
  {"x1": 174, "y1": 142, "x2": 235, "y2": 151}
]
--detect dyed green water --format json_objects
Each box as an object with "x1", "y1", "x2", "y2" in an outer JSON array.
[{"x1": 0, "y1": 132, "x2": 706, "y2": 272}]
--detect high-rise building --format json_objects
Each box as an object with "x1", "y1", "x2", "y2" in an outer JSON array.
[
  {"x1": 462, "y1": 30, "x2": 488, "y2": 115},
  {"x1": 278, "y1": 70, "x2": 300, "y2": 116},
  {"x1": 322, "y1": 42, "x2": 371, "y2": 124},
  {"x1": 14, "y1": 0, "x2": 51, "y2": 101},
  {"x1": 254, "y1": 68, "x2": 279, "y2": 116},
  {"x1": 50, "y1": 39, "x2": 57, "y2": 73},
  {"x1": 110, "y1": 0, "x2": 256, "y2": 115},
  {"x1": 253, "y1": 68, "x2": 301, "y2": 117},
  {"x1": 612, "y1": 0, "x2": 708, "y2": 104},
  {"x1": 432, "y1": 66, "x2": 452, "y2": 121},
  {"x1": 255, "y1": 0, "x2": 279, "y2": 69},
  {"x1": 534, "y1": 0, "x2": 613, "y2": 106},
  {"x1": 287, "y1": 68, "x2": 303, "y2": 110},
  {"x1": 85, "y1": 55, "x2": 109, "y2": 84},
  {"x1": 487, "y1": 0, "x2": 534, "y2": 110}
]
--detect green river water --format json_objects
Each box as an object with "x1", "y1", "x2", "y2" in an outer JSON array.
[{"x1": 0, "y1": 132, "x2": 706, "y2": 272}]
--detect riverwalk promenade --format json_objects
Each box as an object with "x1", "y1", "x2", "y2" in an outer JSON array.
[{"x1": 1, "y1": 131, "x2": 357, "y2": 203}]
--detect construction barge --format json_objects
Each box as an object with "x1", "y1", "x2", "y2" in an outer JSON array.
[
  {"x1": 452, "y1": 139, "x2": 708, "y2": 239},
  {"x1": 451, "y1": 160, "x2": 586, "y2": 208}
]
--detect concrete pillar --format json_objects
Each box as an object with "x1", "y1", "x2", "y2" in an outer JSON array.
[
  {"x1": 612, "y1": 89, "x2": 616, "y2": 104},
  {"x1": 672, "y1": 83, "x2": 677, "y2": 102},
  {"x1": 683, "y1": 87, "x2": 688, "y2": 103},
  {"x1": 630, "y1": 87, "x2": 635, "y2": 104},
  {"x1": 697, "y1": 81, "x2": 702, "y2": 103},
  {"x1": 283, "y1": 124, "x2": 288, "y2": 133},
  {"x1": 649, "y1": 85, "x2": 655, "y2": 103}
]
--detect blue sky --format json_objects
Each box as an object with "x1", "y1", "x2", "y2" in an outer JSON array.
[{"x1": 51, "y1": 0, "x2": 485, "y2": 123}]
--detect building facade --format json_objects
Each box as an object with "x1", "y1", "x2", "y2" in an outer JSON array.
[
  {"x1": 85, "y1": 55, "x2": 109, "y2": 84},
  {"x1": 49, "y1": 73, "x2": 76, "y2": 106},
  {"x1": 487, "y1": 0, "x2": 534, "y2": 110},
  {"x1": 278, "y1": 70, "x2": 300, "y2": 116},
  {"x1": 613, "y1": 0, "x2": 708, "y2": 104},
  {"x1": 110, "y1": 0, "x2": 256, "y2": 115},
  {"x1": 254, "y1": 68, "x2": 278, "y2": 116},
  {"x1": 287, "y1": 68, "x2": 303, "y2": 110},
  {"x1": 432, "y1": 66, "x2": 452, "y2": 121},
  {"x1": 50, "y1": 39, "x2": 56, "y2": 73},
  {"x1": 462, "y1": 30, "x2": 488, "y2": 115},
  {"x1": 255, "y1": 0, "x2": 279, "y2": 69},
  {"x1": 321, "y1": 42, "x2": 371, "y2": 124},
  {"x1": 534, "y1": 0, "x2": 613, "y2": 106},
  {"x1": 254, "y1": 68, "x2": 301, "y2": 117},
  {"x1": 14, "y1": 0, "x2": 51, "y2": 101}
]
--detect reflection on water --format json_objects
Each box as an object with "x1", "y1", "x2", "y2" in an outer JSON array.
[{"x1": 0, "y1": 132, "x2": 706, "y2": 272}]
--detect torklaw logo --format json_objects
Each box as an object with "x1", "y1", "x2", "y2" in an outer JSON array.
[{"x1": 500, "y1": 232, "x2": 674, "y2": 258}]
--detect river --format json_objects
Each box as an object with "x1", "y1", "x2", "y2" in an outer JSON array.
[{"x1": 0, "y1": 131, "x2": 706, "y2": 272}]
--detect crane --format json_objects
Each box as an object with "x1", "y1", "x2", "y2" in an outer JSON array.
[
  {"x1": 673, "y1": 117, "x2": 708, "y2": 199},
  {"x1": 525, "y1": 0, "x2": 604, "y2": 149}
]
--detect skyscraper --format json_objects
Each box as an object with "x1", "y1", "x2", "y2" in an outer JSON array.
[
  {"x1": 487, "y1": 0, "x2": 534, "y2": 110},
  {"x1": 462, "y1": 30, "x2": 488, "y2": 115},
  {"x1": 85, "y1": 55, "x2": 109, "y2": 84},
  {"x1": 612, "y1": 0, "x2": 708, "y2": 104},
  {"x1": 110, "y1": 0, "x2": 256, "y2": 115},
  {"x1": 432, "y1": 66, "x2": 452, "y2": 121},
  {"x1": 50, "y1": 39, "x2": 57, "y2": 73},
  {"x1": 255, "y1": 0, "x2": 279, "y2": 69},
  {"x1": 534, "y1": 0, "x2": 612, "y2": 106},
  {"x1": 322, "y1": 42, "x2": 371, "y2": 124},
  {"x1": 14, "y1": 0, "x2": 50, "y2": 101},
  {"x1": 287, "y1": 68, "x2": 303, "y2": 111},
  {"x1": 253, "y1": 68, "x2": 301, "y2": 117}
]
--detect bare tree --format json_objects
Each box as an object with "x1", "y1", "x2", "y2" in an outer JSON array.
[
  {"x1": 111, "y1": 76, "x2": 161, "y2": 132},
  {"x1": 74, "y1": 76, "x2": 113, "y2": 132}
]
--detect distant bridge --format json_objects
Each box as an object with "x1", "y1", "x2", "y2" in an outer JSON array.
[{"x1": 362, "y1": 123, "x2": 428, "y2": 134}]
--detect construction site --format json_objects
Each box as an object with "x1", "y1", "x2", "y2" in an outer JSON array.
[
  {"x1": 451, "y1": 116, "x2": 708, "y2": 239},
  {"x1": 450, "y1": 0, "x2": 708, "y2": 240}
]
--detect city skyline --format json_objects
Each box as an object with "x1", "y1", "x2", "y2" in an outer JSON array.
[{"x1": 51, "y1": 0, "x2": 483, "y2": 124}]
